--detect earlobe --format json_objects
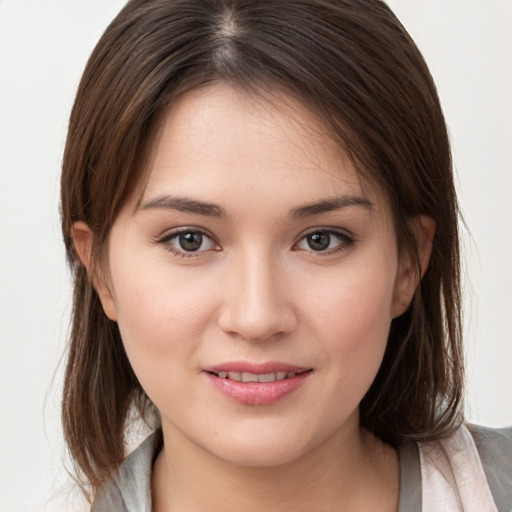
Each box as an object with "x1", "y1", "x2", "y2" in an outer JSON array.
[
  {"x1": 71, "y1": 221, "x2": 118, "y2": 321},
  {"x1": 392, "y1": 215, "x2": 436, "y2": 318}
]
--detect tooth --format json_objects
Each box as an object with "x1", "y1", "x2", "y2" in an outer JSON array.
[
  {"x1": 241, "y1": 372, "x2": 259, "y2": 383},
  {"x1": 219, "y1": 371, "x2": 299, "y2": 383},
  {"x1": 258, "y1": 373, "x2": 277, "y2": 383}
]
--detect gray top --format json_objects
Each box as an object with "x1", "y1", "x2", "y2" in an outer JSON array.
[{"x1": 91, "y1": 425, "x2": 512, "y2": 512}]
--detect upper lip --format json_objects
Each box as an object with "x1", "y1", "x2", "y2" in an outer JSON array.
[{"x1": 204, "y1": 361, "x2": 310, "y2": 375}]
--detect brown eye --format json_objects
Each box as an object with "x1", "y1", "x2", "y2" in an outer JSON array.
[
  {"x1": 295, "y1": 229, "x2": 354, "y2": 254},
  {"x1": 179, "y1": 232, "x2": 204, "y2": 251},
  {"x1": 306, "y1": 232, "x2": 331, "y2": 251},
  {"x1": 158, "y1": 228, "x2": 218, "y2": 255}
]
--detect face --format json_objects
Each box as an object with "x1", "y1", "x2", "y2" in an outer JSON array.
[{"x1": 92, "y1": 84, "x2": 417, "y2": 467}]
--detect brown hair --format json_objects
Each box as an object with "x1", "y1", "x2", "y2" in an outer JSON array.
[{"x1": 61, "y1": 0, "x2": 463, "y2": 495}]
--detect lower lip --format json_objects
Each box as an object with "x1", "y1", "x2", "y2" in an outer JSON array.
[{"x1": 205, "y1": 371, "x2": 311, "y2": 406}]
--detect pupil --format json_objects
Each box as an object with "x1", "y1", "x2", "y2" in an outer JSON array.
[
  {"x1": 308, "y1": 232, "x2": 330, "y2": 251},
  {"x1": 179, "y1": 232, "x2": 202, "y2": 251}
]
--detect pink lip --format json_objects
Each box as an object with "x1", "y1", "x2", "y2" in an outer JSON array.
[
  {"x1": 203, "y1": 361, "x2": 312, "y2": 406},
  {"x1": 205, "y1": 361, "x2": 307, "y2": 374}
]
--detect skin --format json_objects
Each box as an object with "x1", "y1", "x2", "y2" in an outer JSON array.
[{"x1": 74, "y1": 83, "x2": 434, "y2": 511}]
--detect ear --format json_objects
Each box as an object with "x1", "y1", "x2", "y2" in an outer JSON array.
[
  {"x1": 71, "y1": 221, "x2": 118, "y2": 321},
  {"x1": 392, "y1": 215, "x2": 436, "y2": 318}
]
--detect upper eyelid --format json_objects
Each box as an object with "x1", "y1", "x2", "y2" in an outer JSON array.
[
  {"x1": 157, "y1": 225, "x2": 351, "y2": 236},
  {"x1": 155, "y1": 228, "x2": 219, "y2": 259},
  {"x1": 155, "y1": 226, "x2": 354, "y2": 249},
  {"x1": 297, "y1": 226, "x2": 354, "y2": 239},
  {"x1": 293, "y1": 227, "x2": 355, "y2": 252},
  {"x1": 157, "y1": 226, "x2": 215, "y2": 242}
]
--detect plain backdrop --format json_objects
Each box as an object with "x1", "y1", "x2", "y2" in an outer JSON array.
[{"x1": 0, "y1": 1, "x2": 511, "y2": 511}]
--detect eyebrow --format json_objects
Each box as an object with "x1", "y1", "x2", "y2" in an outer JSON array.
[
  {"x1": 137, "y1": 193, "x2": 373, "y2": 218},
  {"x1": 289, "y1": 195, "x2": 374, "y2": 218},
  {"x1": 138, "y1": 195, "x2": 227, "y2": 217}
]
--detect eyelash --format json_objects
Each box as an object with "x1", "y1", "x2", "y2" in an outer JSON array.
[
  {"x1": 155, "y1": 227, "x2": 355, "y2": 258},
  {"x1": 293, "y1": 228, "x2": 355, "y2": 256},
  {"x1": 155, "y1": 227, "x2": 220, "y2": 259}
]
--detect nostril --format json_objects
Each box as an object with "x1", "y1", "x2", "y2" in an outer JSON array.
[{"x1": 217, "y1": 268, "x2": 298, "y2": 341}]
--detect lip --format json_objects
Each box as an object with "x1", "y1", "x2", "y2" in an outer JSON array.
[
  {"x1": 205, "y1": 361, "x2": 308, "y2": 374},
  {"x1": 203, "y1": 361, "x2": 312, "y2": 406}
]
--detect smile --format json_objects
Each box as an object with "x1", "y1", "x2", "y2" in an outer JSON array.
[
  {"x1": 214, "y1": 371, "x2": 302, "y2": 383},
  {"x1": 204, "y1": 364, "x2": 312, "y2": 406}
]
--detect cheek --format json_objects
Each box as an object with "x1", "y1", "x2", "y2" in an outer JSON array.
[
  {"x1": 108, "y1": 253, "x2": 219, "y2": 381},
  {"x1": 304, "y1": 258, "x2": 396, "y2": 336},
  {"x1": 110, "y1": 274, "x2": 218, "y2": 412},
  {"x1": 302, "y1": 260, "x2": 397, "y2": 386}
]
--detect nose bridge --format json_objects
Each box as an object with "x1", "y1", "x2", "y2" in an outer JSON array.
[{"x1": 219, "y1": 245, "x2": 295, "y2": 341}]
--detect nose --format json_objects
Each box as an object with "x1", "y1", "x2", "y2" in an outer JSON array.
[{"x1": 218, "y1": 251, "x2": 297, "y2": 342}]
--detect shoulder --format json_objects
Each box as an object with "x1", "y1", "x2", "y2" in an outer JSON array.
[
  {"x1": 467, "y1": 423, "x2": 512, "y2": 510},
  {"x1": 415, "y1": 423, "x2": 512, "y2": 511},
  {"x1": 91, "y1": 431, "x2": 161, "y2": 512}
]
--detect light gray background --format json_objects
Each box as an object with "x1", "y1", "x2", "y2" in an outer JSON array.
[{"x1": 0, "y1": 1, "x2": 511, "y2": 510}]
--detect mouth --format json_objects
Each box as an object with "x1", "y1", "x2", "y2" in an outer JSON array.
[
  {"x1": 204, "y1": 363, "x2": 312, "y2": 405},
  {"x1": 209, "y1": 369, "x2": 310, "y2": 383}
]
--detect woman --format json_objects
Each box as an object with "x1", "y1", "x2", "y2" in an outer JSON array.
[{"x1": 60, "y1": 0, "x2": 512, "y2": 510}]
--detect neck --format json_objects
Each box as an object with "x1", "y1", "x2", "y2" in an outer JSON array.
[{"x1": 152, "y1": 420, "x2": 399, "y2": 512}]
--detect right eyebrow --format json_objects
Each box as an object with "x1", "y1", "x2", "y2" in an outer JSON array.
[{"x1": 137, "y1": 195, "x2": 227, "y2": 217}]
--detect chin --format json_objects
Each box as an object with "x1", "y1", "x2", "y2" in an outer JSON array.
[
  {"x1": 211, "y1": 439, "x2": 307, "y2": 468},
  {"x1": 196, "y1": 420, "x2": 333, "y2": 469}
]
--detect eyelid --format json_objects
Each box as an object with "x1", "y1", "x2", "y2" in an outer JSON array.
[
  {"x1": 293, "y1": 227, "x2": 355, "y2": 254},
  {"x1": 153, "y1": 225, "x2": 354, "y2": 258},
  {"x1": 157, "y1": 226, "x2": 212, "y2": 242},
  {"x1": 155, "y1": 226, "x2": 220, "y2": 258}
]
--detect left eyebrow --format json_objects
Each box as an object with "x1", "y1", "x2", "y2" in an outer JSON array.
[{"x1": 290, "y1": 195, "x2": 374, "y2": 219}]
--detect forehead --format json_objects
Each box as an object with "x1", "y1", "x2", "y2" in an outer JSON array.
[{"x1": 137, "y1": 83, "x2": 385, "y2": 216}]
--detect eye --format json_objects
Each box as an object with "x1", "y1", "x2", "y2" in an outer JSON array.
[
  {"x1": 176, "y1": 232, "x2": 208, "y2": 251},
  {"x1": 158, "y1": 228, "x2": 218, "y2": 256},
  {"x1": 295, "y1": 229, "x2": 354, "y2": 253}
]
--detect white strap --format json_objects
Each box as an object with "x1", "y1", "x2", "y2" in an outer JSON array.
[{"x1": 419, "y1": 424, "x2": 498, "y2": 511}]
